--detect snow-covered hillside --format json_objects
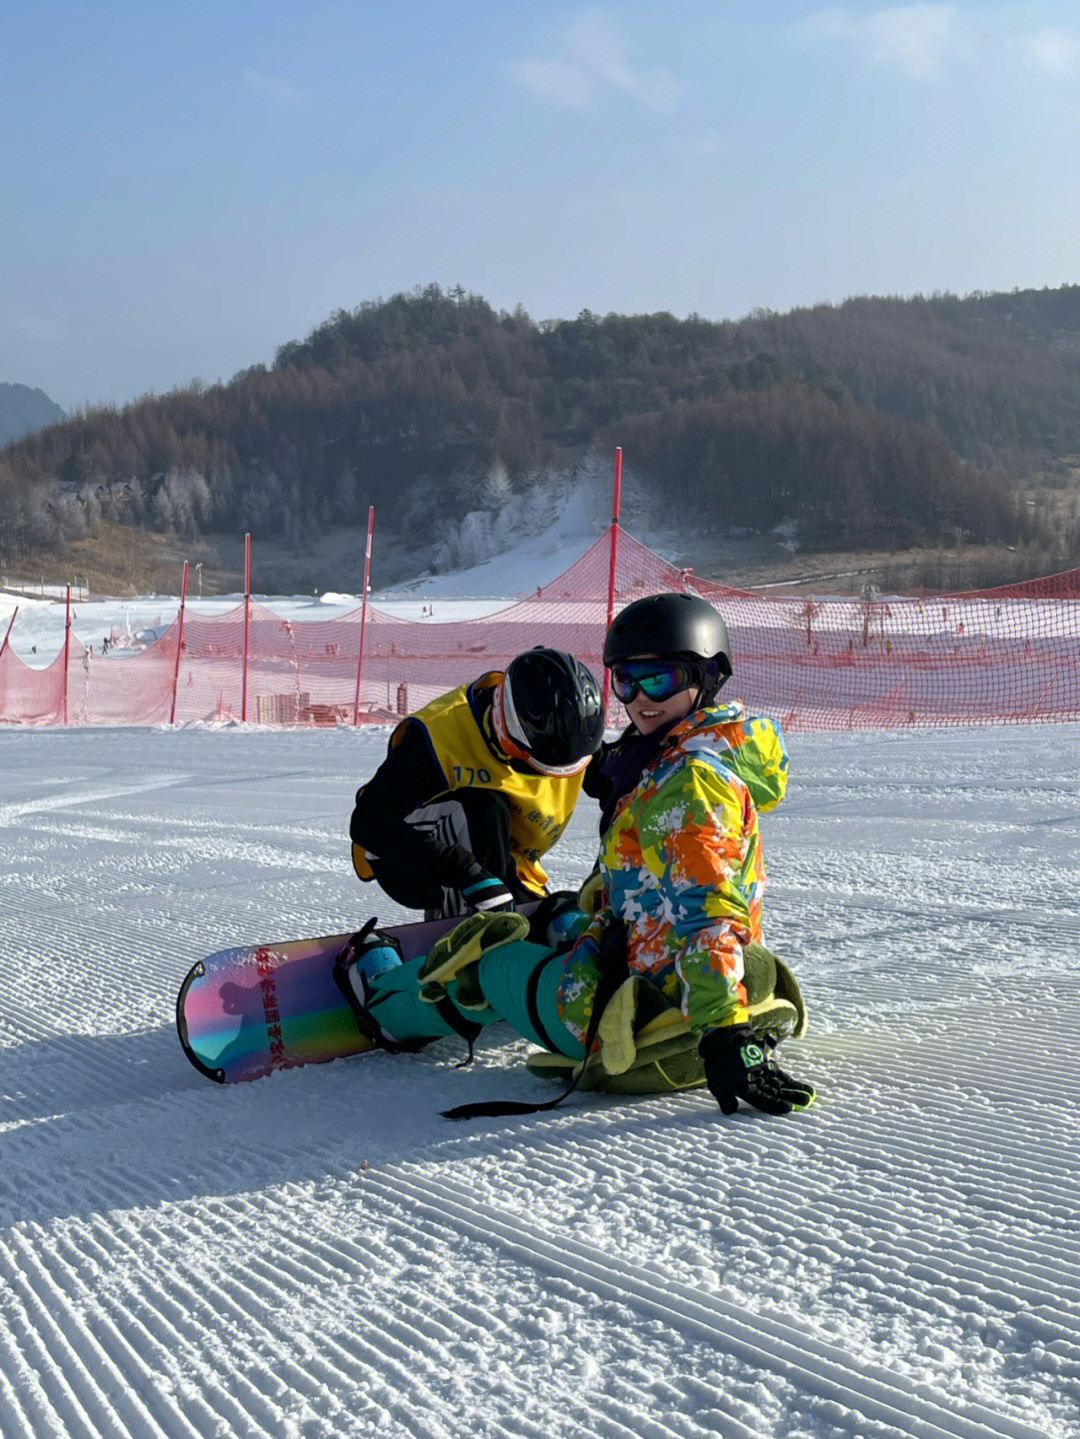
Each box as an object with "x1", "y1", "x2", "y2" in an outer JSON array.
[
  {"x1": 0, "y1": 481, "x2": 607, "y2": 667},
  {"x1": 3, "y1": 717, "x2": 1078, "y2": 1439},
  {"x1": 391, "y1": 476, "x2": 612, "y2": 598}
]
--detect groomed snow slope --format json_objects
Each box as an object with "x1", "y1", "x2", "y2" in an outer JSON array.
[{"x1": 2, "y1": 722, "x2": 1078, "y2": 1439}]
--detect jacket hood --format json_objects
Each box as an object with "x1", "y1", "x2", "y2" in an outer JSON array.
[{"x1": 649, "y1": 700, "x2": 789, "y2": 814}]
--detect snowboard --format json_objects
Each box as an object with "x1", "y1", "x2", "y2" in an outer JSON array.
[{"x1": 176, "y1": 912, "x2": 466, "y2": 1084}]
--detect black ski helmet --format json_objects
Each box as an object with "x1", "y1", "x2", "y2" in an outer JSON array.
[
  {"x1": 493, "y1": 647, "x2": 604, "y2": 775},
  {"x1": 603, "y1": 593, "x2": 732, "y2": 702}
]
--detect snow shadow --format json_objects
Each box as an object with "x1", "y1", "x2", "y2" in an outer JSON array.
[{"x1": 0, "y1": 1024, "x2": 591, "y2": 1226}]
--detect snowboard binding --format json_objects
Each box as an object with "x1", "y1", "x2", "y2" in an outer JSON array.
[{"x1": 333, "y1": 919, "x2": 424, "y2": 1053}]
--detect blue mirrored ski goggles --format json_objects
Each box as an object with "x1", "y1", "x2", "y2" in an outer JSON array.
[{"x1": 609, "y1": 659, "x2": 701, "y2": 704}]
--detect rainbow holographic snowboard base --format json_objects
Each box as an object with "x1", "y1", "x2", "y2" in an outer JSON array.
[{"x1": 176, "y1": 914, "x2": 459, "y2": 1084}]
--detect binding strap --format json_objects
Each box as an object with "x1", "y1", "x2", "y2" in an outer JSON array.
[{"x1": 333, "y1": 921, "x2": 426, "y2": 1056}]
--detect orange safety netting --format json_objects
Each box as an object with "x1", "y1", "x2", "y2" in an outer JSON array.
[{"x1": 2, "y1": 528, "x2": 1078, "y2": 730}]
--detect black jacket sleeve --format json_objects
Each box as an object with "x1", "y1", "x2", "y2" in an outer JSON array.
[
  {"x1": 349, "y1": 722, "x2": 491, "y2": 893},
  {"x1": 582, "y1": 741, "x2": 615, "y2": 803}
]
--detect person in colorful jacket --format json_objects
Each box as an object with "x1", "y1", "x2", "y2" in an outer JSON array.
[
  {"x1": 349, "y1": 647, "x2": 605, "y2": 919},
  {"x1": 342, "y1": 594, "x2": 815, "y2": 1120},
  {"x1": 553, "y1": 591, "x2": 815, "y2": 1115}
]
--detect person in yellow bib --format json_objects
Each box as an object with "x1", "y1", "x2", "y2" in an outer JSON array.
[{"x1": 349, "y1": 647, "x2": 604, "y2": 919}]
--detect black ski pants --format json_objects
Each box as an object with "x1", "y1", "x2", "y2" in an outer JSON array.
[{"x1": 367, "y1": 788, "x2": 533, "y2": 920}]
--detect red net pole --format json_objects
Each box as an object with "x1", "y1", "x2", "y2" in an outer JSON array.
[
  {"x1": 170, "y1": 560, "x2": 189, "y2": 725},
  {"x1": 63, "y1": 584, "x2": 71, "y2": 724},
  {"x1": 0, "y1": 606, "x2": 17, "y2": 661},
  {"x1": 352, "y1": 506, "x2": 375, "y2": 725},
  {"x1": 602, "y1": 447, "x2": 623, "y2": 715},
  {"x1": 242, "y1": 533, "x2": 251, "y2": 723}
]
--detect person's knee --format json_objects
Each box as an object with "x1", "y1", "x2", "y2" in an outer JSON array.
[{"x1": 476, "y1": 942, "x2": 584, "y2": 1058}]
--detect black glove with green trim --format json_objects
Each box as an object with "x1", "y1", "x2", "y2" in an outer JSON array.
[{"x1": 699, "y1": 1024, "x2": 816, "y2": 1116}]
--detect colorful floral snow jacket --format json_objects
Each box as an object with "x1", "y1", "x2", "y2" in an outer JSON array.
[{"x1": 557, "y1": 701, "x2": 789, "y2": 1042}]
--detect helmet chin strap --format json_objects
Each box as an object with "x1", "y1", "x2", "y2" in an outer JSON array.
[{"x1": 695, "y1": 660, "x2": 728, "y2": 710}]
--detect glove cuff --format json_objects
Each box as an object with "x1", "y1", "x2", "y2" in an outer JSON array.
[
  {"x1": 462, "y1": 874, "x2": 515, "y2": 911},
  {"x1": 698, "y1": 1021, "x2": 753, "y2": 1059}
]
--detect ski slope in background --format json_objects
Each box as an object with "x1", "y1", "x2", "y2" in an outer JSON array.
[
  {"x1": 0, "y1": 482, "x2": 608, "y2": 667},
  {"x1": 3, "y1": 712, "x2": 1078, "y2": 1439}
]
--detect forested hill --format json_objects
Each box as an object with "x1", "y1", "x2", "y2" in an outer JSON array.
[{"x1": 3, "y1": 283, "x2": 1079, "y2": 584}]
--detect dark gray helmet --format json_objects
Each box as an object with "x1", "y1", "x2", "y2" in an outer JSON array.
[{"x1": 603, "y1": 593, "x2": 732, "y2": 701}]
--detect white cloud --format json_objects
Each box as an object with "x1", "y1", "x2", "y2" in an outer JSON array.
[
  {"x1": 506, "y1": 7, "x2": 680, "y2": 112},
  {"x1": 795, "y1": 3, "x2": 958, "y2": 79},
  {"x1": 504, "y1": 59, "x2": 593, "y2": 111},
  {"x1": 1024, "y1": 27, "x2": 1079, "y2": 76},
  {"x1": 243, "y1": 71, "x2": 311, "y2": 109},
  {"x1": 794, "y1": 8, "x2": 860, "y2": 47},
  {"x1": 865, "y1": 4, "x2": 957, "y2": 77}
]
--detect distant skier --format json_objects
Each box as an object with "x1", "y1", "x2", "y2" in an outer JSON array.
[
  {"x1": 343, "y1": 595, "x2": 816, "y2": 1119},
  {"x1": 349, "y1": 647, "x2": 605, "y2": 920}
]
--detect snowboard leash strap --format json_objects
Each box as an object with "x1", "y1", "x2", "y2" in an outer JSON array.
[
  {"x1": 431, "y1": 996, "x2": 484, "y2": 1064},
  {"x1": 525, "y1": 954, "x2": 561, "y2": 1054},
  {"x1": 441, "y1": 921, "x2": 629, "y2": 1121}
]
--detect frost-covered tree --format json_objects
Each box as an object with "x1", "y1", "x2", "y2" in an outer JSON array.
[
  {"x1": 453, "y1": 510, "x2": 492, "y2": 568},
  {"x1": 152, "y1": 485, "x2": 175, "y2": 534},
  {"x1": 479, "y1": 459, "x2": 512, "y2": 513}
]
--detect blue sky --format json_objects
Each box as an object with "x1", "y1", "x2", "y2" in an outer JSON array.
[{"x1": 3, "y1": 0, "x2": 1078, "y2": 411}]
